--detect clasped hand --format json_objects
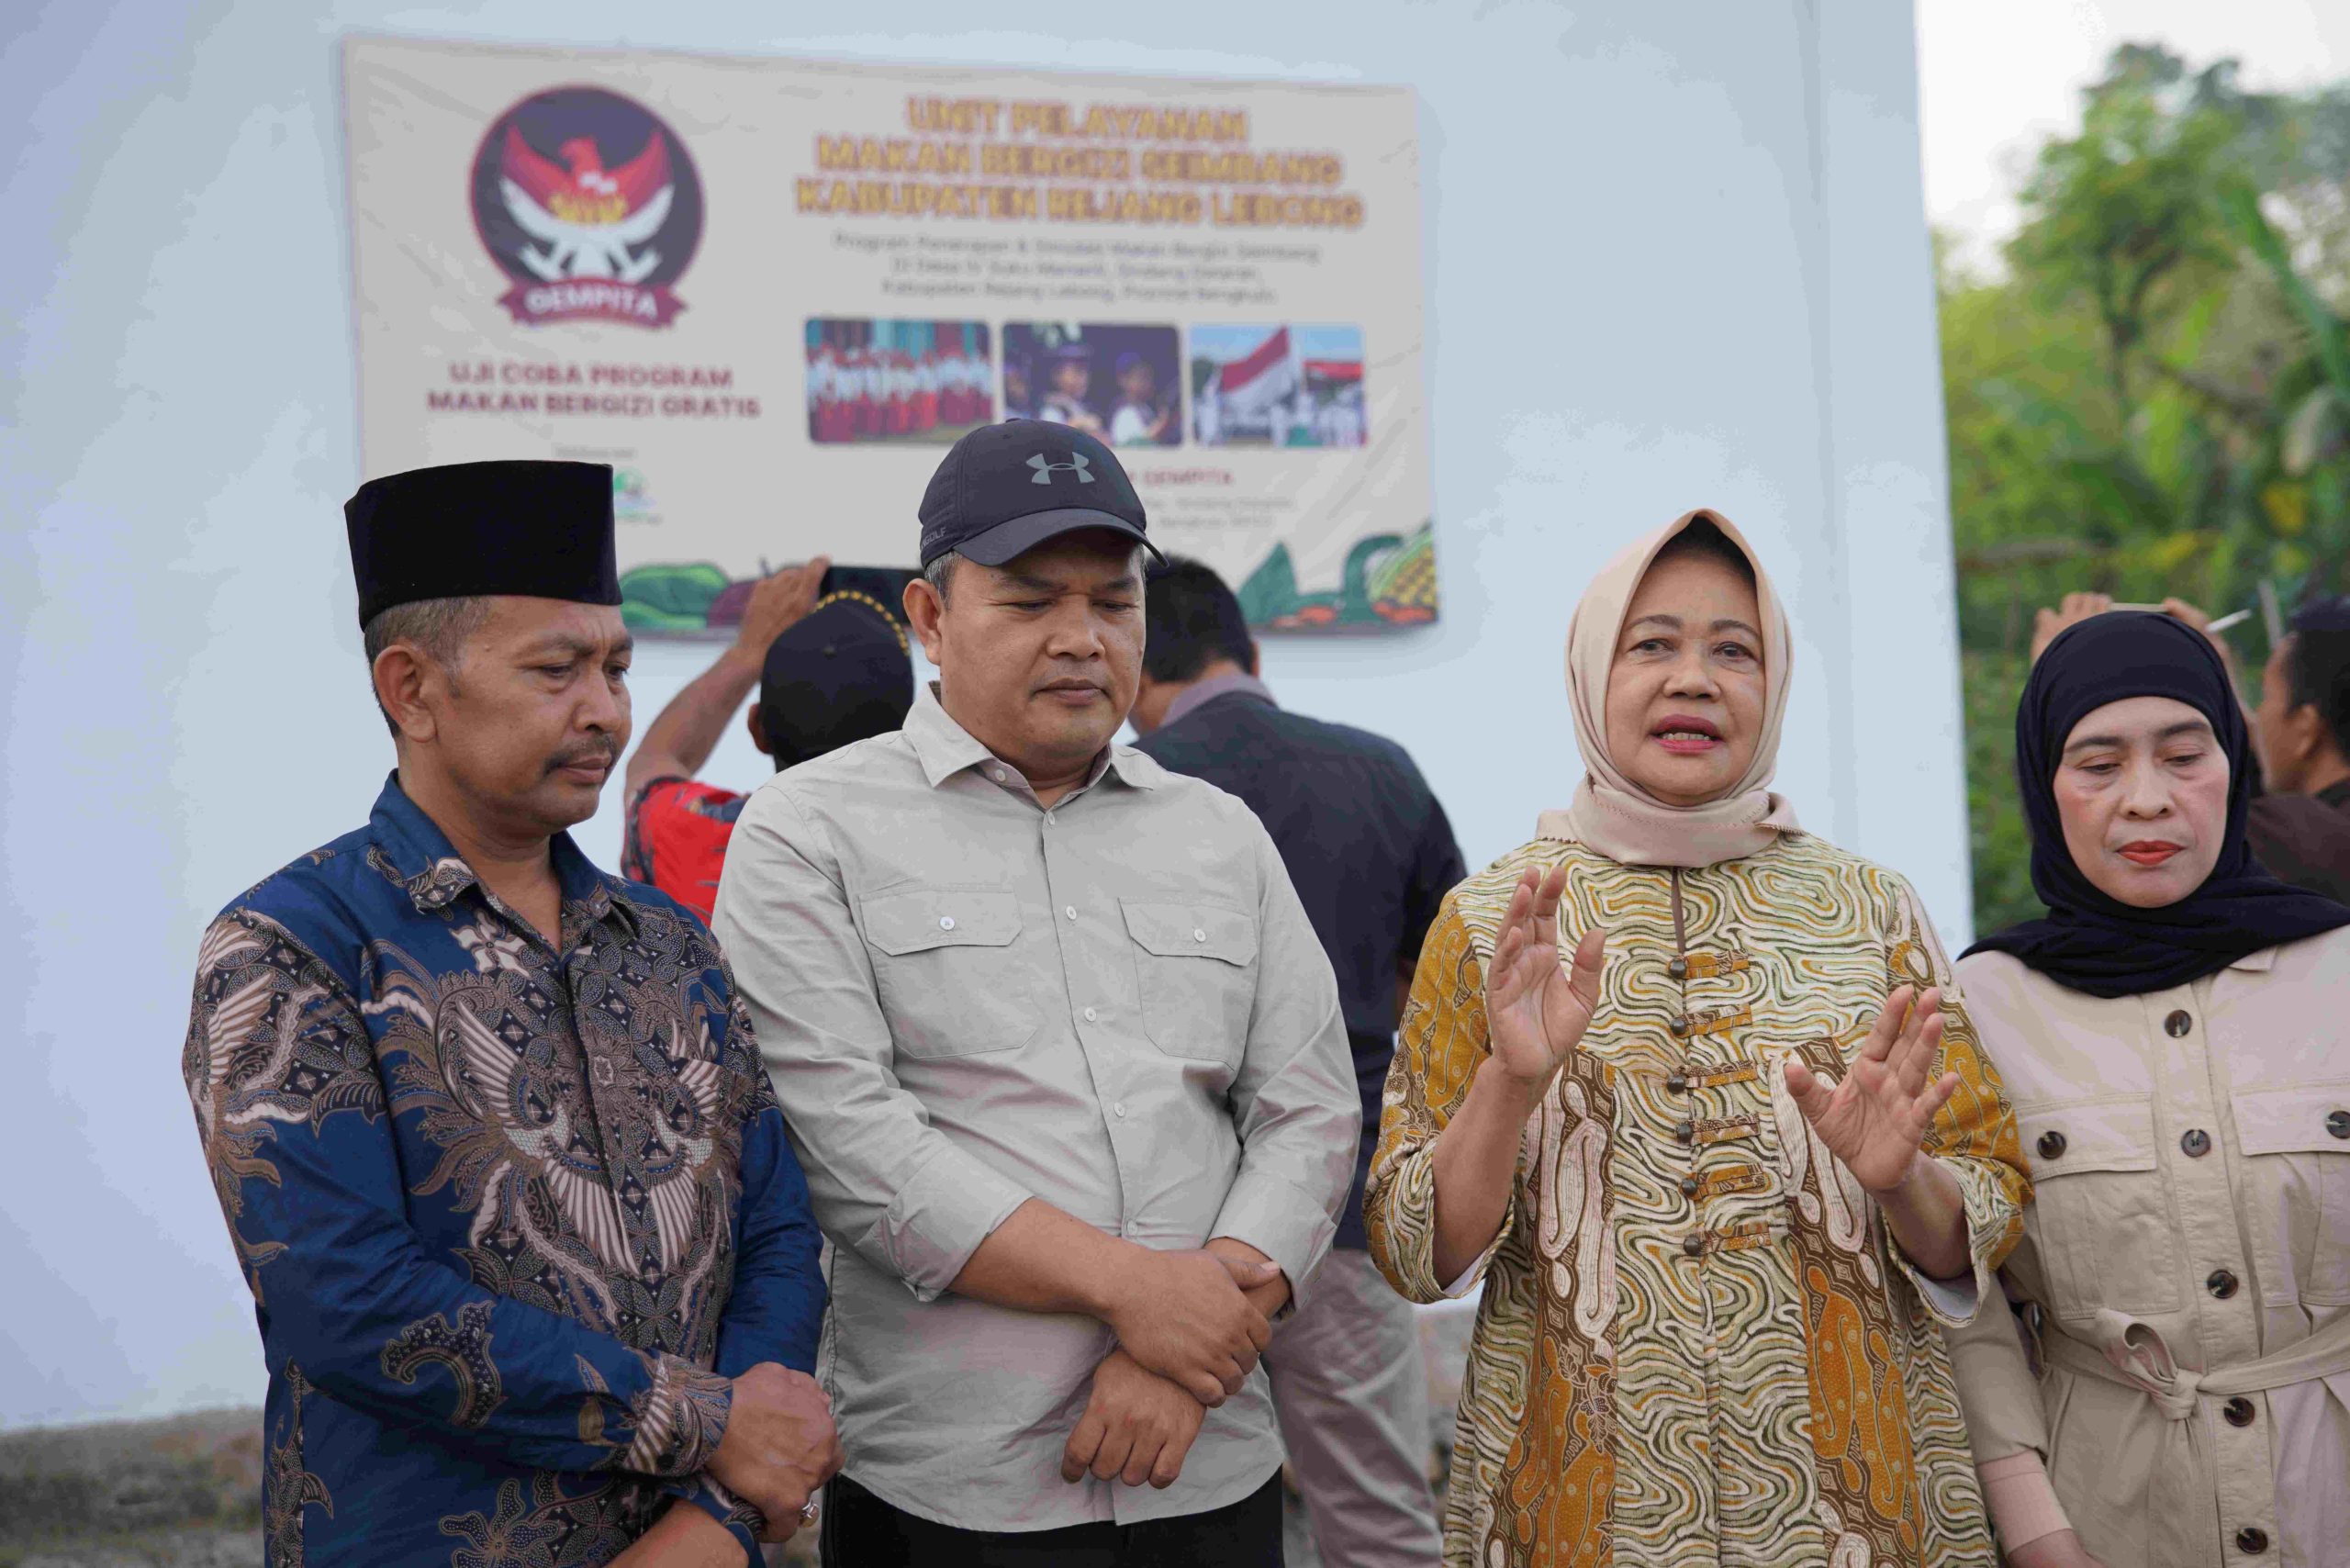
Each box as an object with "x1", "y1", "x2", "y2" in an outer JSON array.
[
  {"x1": 1102, "y1": 1247, "x2": 1276, "y2": 1406},
  {"x1": 706, "y1": 1362, "x2": 843, "y2": 1542}
]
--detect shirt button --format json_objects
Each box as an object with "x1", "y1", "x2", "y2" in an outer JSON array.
[
  {"x1": 938, "y1": 915, "x2": 957, "y2": 931},
  {"x1": 1665, "y1": 1074, "x2": 1689, "y2": 1094},
  {"x1": 1679, "y1": 1176, "x2": 1701, "y2": 1198},
  {"x1": 1083, "y1": 1007, "x2": 1098, "y2": 1023},
  {"x1": 2181, "y1": 1128, "x2": 2212, "y2": 1159},
  {"x1": 1668, "y1": 1015, "x2": 1692, "y2": 1037},
  {"x1": 2223, "y1": 1396, "x2": 2256, "y2": 1428},
  {"x1": 1193, "y1": 928, "x2": 1207, "y2": 942},
  {"x1": 2208, "y1": 1269, "x2": 2240, "y2": 1299},
  {"x1": 1044, "y1": 814, "x2": 1056, "y2": 827},
  {"x1": 1681, "y1": 1233, "x2": 1705, "y2": 1257},
  {"x1": 1065, "y1": 905, "x2": 1078, "y2": 921},
  {"x1": 2327, "y1": 1109, "x2": 2350, "y2": 1140},
  {"x1": 2236, "y1": 1526, "x2": 2269, "y2": 1555},
  {"x1": 1666, "y1": 957, "x2": 1689, "y2": 980},
  {"x1": 990, "y1": 767, "x2": 1007, "y2": 782},
  {"x1": 2165, "y1": 1009, "x2": 2193, "y2": 1037},
  {"x1": 1673, "y1": 1120, "x2": 1696, "y2": 1145},
  {"x1": 1113, "y1": 1103, "x2": 1127, "y2": 1119},
  {"x1": 2037, "y1": 1130, "x2": 2067, "y2": 1161}
]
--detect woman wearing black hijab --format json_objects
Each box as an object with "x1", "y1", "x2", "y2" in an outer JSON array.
[{"x1": 1942, "y1": 611, "x2": 2350, "y2": 1568}]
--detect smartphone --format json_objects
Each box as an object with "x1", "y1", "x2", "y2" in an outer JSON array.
[{"x1": 819, "y1": 565, "x2": 917, "y2": 625}]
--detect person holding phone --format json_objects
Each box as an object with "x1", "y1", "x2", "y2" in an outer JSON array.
[{"x1": 622, "y1": 560, "x2": 914, "y2": 923}]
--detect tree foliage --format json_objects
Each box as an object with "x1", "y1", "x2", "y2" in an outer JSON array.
[{"x1": 1944, "y1": 45, "x2": 2350, "y2": 935}]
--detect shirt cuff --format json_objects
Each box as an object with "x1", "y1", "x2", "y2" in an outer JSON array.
[
  {"x1": 1439, "y1": 1235, "x2": 1505, "y2": 1300},
  {"x1": 1886, "y1": 1155, "x2": 2003, "y2": 1327},
  {"x1": 1212, "y1": 1169, "x2": 1337, "y2": 1316},
  {"x1": 1979, "y1": 1450, "x2": 2070, "y2": 1551},
  {"x1": 623, "y1": 1354, "x2": 734, "y2": 1478},
  {"x1": 660, "y1": 1473, "x2": 763, "y2": 1564},
  {"x1": 1908, "y1": 1265, "x2": 1981, "y2": 1322},
  {"x1": 869, "y1": 1142, "x2": 1033, "y2": 1302}
]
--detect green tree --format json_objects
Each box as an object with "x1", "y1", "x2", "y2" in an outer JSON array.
[{"x1": 1943, "y1": 44, "x2": 2350, "y2": 935}]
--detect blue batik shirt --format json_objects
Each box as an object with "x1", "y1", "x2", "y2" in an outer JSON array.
[{"x1": 182, "y1": 775, "x2": 825, "y2": 1566}]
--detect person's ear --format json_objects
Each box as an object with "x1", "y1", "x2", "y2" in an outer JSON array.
[
  {"x1": 745, "y1": 704, "x2": 770, "y2": 756},
  {"x1": 904, "y1": 575, "x2": 948, "y2": 667},
  {"x1": 374, "y1": 645, "x2": 440, "y2": 744},
  {"x1": 2285, "y1": 703, "x2": 2329, "y2": 770},
  {"x1": 1247, "y1": 640, "x2": 1261, "y2": 678}
]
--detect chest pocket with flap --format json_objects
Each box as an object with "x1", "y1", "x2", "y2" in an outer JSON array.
[
  {"x1": 2230, "y1": 1080, "x2": 2350, "y2": 1305},
  {"x1": 859, "y1": 886, "x2": 1036, "y2": 1059},
  {"x1": 1122, "y1": 899, "x2": 1259, "y2": 1066},
  {"x1": 2016, "y1": 1095, "x2": 2180, "y2": 1319}
]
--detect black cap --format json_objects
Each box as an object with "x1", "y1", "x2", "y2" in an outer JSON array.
[
  {"x1": 345, "y1": 460, "x2": 619, "y2": 627},
  {"x1": 917, "y1": 420, "x2": 1162, "y2": 569},
  {"x1": 757, "y1": 594, "x2": 915, "y2": 772}
]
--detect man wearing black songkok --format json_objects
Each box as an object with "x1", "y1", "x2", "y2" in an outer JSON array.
[
  {"x1": 622, "y1": 567, "x2": 916, "y2": 923},
  {"x1": 178, "y1": 459, "x2": 840, "y2": 1567}
]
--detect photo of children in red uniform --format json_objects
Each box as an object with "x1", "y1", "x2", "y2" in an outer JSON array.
[
  {"x1": 1001, "y1": 322, "x2": 1181, "y2": 447},
  {"x1": 806, "y1": 319, "x2": 993, "y2": 444}
]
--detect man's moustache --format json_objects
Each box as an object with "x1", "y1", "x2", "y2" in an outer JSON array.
[{"x1": 547, "y1": 746, "x2": 619, "y2": 775}]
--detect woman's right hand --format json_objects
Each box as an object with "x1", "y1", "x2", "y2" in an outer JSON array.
[{"x1": 1484, "y1": 865, "x2": 1605, "y2": 1094}]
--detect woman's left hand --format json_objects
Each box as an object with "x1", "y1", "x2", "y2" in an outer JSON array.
[{"x1": 1784, "y1": 986, "x2": 1961, "y2": 1195}]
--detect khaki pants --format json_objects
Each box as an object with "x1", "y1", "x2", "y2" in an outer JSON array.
[{"x1": 1266, "y1": 1249, "x2": 1443, "y2": 1567}]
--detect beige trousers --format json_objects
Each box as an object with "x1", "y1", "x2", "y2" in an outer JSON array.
[{"x1": 1267, "y1": 1249, "x2": 1443, "y2": 1567}]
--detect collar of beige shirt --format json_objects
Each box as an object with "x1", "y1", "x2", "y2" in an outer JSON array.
[{"x1": 904, "y1": 679, "x2": 1161, "y2": 795}]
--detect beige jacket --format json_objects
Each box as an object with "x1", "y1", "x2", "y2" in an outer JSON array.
[{"x1": 1944, "y1": 929, "x2": 2350, "y2": 1568}]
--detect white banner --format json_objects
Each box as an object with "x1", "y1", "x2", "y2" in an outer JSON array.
[{"x1": 344, "y1": 36, "x2": 1434, "y2": 634}]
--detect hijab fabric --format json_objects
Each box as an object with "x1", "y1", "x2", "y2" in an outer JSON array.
[
  {"x1": 1539, "y1": 509, "x2": 1802, "y2": 868},
  {"x1": 1963, "y1": 611, "x2": 2350, "y2": 997}
]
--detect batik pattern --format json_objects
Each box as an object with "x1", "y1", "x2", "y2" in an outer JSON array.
[
  {"x1": 183, "y1": 778, "x2": 824, "y2": 1565},
  {"x1": 1367, "y1": 834, "x2": 2028, "y2": 1568}
]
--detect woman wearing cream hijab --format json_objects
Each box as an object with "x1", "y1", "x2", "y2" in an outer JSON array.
[{"x1": 1366, "y1": 510, "x2": 2031, "y2": 1567}]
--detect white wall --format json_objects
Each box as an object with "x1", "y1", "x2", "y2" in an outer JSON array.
[{"x1": 0, "y1": 0, "x2": 1964, "y2": 1428}]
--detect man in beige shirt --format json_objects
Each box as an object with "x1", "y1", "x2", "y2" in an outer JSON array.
[{"x1": 711, "y1": 420, "x2": 1359, "y2": 1564}]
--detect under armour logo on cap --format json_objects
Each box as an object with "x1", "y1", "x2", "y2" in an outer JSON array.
[
  {"x1": 1026, "y1": 452, "x2": 1094, "y2": 486},
  {"x1": 916, "y1": 419, "x2": 1158, "y2": 569}
]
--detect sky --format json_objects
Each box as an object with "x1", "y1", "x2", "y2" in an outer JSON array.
[{"x1": 1915, "y1": 0, "x2": 2350, "y2": 267}]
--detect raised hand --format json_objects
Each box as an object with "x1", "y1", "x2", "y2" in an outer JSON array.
[
  {"x1": 2030, "y1": 591, "x2": 2112, "y2": 664},
  {"x1": 1102, "y1": 1249, "x2": 1276, "y2": 1407},
  {"x1": 729, "y1": 556, "x2": 831, "y2": 658},
  {"x1": 1483, "y1": 865, "x2": 1606, "y2": 1092},
  {"x1": 1783, "y1": 986, "x2": 1960, "y2": 1195}
]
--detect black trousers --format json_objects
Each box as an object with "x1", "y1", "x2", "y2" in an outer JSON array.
[{"x1": 818, "y1": 1470, "x2": 1284, "y2": 1567}]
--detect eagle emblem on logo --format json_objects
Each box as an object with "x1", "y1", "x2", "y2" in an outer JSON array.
[{"x1": 469, "y1": 86, "x2": 702, "y2": 328}]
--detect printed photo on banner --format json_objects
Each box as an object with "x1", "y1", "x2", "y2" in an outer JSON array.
[
  {"x1": 1190, "y1": 324, "x2": 1368, "y2": 449},
  {"x1": 806, "y1": 319, "x2": 993, "y2": 445},
  {"x1": 1002, "y1": 323, "x2": 1182, "y2": 448}
]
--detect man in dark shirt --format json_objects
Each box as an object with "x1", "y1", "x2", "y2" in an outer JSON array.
[
  {"x1": 1130, "y1": 558, "x2": 1461, "y2": 1568},
  {"x1": 2248, "y1": 594, "x2": 2350, "y2": 903}
]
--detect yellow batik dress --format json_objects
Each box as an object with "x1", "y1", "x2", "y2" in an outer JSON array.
[{"x1": 1367, "y1": 833, "x2": 2030, "y2": 1568}]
